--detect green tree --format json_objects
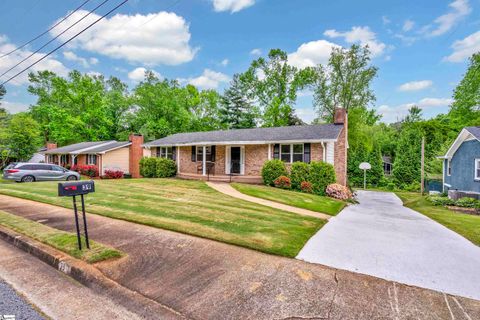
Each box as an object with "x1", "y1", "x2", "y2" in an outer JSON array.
[
  {"x1": 6, "y1": 113, "x2": 41, "y2": 161},
  {"x1": 393, "y1": 126, "x2": 422, "y2": 185},
  {"x1": 240, "y1": 49, "x2": 315, "y2": 127},
  {"x1": 312, "y1": 45, "x2": 377, "y2": 122},
  {"x1": 449, "y1": 52, "x2": 480, "y2": 130},
  {"x1": 404, "y1": 105, "x2": 422, "y2": 123},
  {"x1": 220, "y1": 74, "x2": 258, "y2": 129},
  {"x1": 0, "y1": 85, "x2": 5, "y2": 104}
]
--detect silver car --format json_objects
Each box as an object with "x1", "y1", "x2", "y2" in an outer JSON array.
[{"x1": 3, "y1": 163, "x2": 81, "y2": 182}]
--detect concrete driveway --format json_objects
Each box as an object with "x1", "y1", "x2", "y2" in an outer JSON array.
[{"x1": 297, "y1": 190, "x2": 480, "y2": 300}]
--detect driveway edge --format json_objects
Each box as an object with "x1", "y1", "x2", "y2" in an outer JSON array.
[{"x1": 0, "y1": 225, "x2": 185, "y2": 320}]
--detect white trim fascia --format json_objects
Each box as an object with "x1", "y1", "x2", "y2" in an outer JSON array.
[
  {"x1": 97, "y1": 143, "x2": 132, "y2": 154},
  {"x1": 146, "y1": 139, "x2": 338, "y2": 148},
  {"x1": 69, "y1": 141, "x2": 117, "y2": 155},
  {"x1": 443, "y1": 129, "x2": 479, "y2": 159}
]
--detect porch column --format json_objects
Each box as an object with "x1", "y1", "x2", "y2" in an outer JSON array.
[
  {"x1": 202, "y1": 145, "x2": 206, "y2": 176},
  {"x1": 268, "y1": 144, "x2": 272, "y2": 160}
]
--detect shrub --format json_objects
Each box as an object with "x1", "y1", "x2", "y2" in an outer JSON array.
[
  {"x1": 290, "y1": 162, "x2": 310, "y2": 190},
  {"x1": 274, "y1": 176, "x2": 291, "y2": 189},
  {"x1": 139, "y1": 157, "x2": 158, "y2": 178},
  {"x1": 72, "y1": 165, "x2": 98, "y2": 177},
  {"x1": 156, "y1": 158, "x2": 177, "y2": 178},
  {"x1": 300, "y1": 181, "x2": 313, "y2": 193},
  {"x1": 404, "y1": 182, "x2": 420, "y2": 192},
  {"x1": 261, "y1": 160, "x2": 288, "y2": 186},
  {"x1": 386, "y1": 182, "x2": 396, "y2": 191},
  {"x1": 326, "y1": 183, "x2": 353, "y2": 200},
  {"x1": 103, "y1": 169, "x2": 124, "y2": 179},
  {"x1": 308, "y1": 161, "x2": 336, "y2": 195},
  {"x1": 427, "y1": 196, "x2": 455, "y2": 206},
  {"x1": 455, "y1": 197, "x2": 480, "y2": 208}
]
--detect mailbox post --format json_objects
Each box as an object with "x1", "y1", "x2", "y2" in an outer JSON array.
[{"x1": 58, "y1": 180, "x2": 95, "y2": 250}]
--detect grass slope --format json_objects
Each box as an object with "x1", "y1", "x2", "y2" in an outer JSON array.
[
  {"x1": 396, "y1": 192, "x2": 480, "y2": 246},
  {"x1": 0, "y1": 210, "x2": 122, "y2": 263},
  {"x1": 0, "y1": 179, "x2": 325, "y2": 257},
  {"x1": 232, "y1": 183, "x2": 345, "y2": 216}
]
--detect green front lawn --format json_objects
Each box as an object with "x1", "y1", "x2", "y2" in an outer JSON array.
[
  {"x1": 0, "y1": 179, "x2": 325, "y2": 257},
  {"x1": 231, "y1": 183, "x2": 345, "y2": 216},
  {"x1": 396, "y1": 192, "x2": 480, "y2": 246},
  {"x1": 0, "y1": 210, "x2": 123, "y2": 263}
]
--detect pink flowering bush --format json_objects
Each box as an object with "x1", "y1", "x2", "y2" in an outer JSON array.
[
  {"x1": 325, "y1": 183, "x2": 353, "y2": 200},
  {"x1": 300, "y1": 181, "x2": 313, "y2": 193},
  {"x1": 103, "y1": 169, "x2": 124, "y2": 179}
]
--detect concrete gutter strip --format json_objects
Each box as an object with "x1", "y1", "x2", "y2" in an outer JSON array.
[{"x1": 0, "y1": 226, "x2": 185, "y2": 320}]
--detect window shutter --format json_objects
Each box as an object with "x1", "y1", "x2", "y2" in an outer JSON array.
[
  {"x1": 273, "y1": 144, "x2": 280, "y2": 160},
  {"x1": 304, "y1": 143, "x2": 311, "y2": 163},
  {"x1": 156, "y1": 147, "x2": 161, "y2": 157},
  {"x1": 211, "y1": 145, "x2": 216, "y2": 162},
  {"x1": 172, "y1": 146, "x2": 177, "y2": 161},
  {"x1": 191, "y1": 146, "x2": 196, "y2": 162}
]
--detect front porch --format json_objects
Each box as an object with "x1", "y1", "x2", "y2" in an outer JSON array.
[{"x1": 177, "y1": 172, "x2": 263, "y2": 184}]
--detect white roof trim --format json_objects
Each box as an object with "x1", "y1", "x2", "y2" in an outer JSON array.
[
  {"x1": 144, "y1": 139, "x2": 338, "y2": 148},
  {"x1": 70, "y1": 141, "x2": 117, "y2": 155},
  {"x1": 97, "y1": 143, "x2": 132, "y2": 154},
  {"x1": 443, "y1": 129, "x2": 478, "y2": 159}
]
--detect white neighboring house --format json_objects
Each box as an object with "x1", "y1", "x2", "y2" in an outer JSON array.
[{"x1": 28, "y1": 147, "x2": 47, "y2": 163}]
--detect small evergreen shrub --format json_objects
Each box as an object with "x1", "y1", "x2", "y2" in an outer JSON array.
[
  {"x1": 261, "y1": 160, "x2": 288, "y2": 186},
  {"x1": 139, "y1": 157, "x2": 157, "y2": 178},
  {"x1": 308, "y1": 161, "x2": 336, "y2": 195},
  {"x1": 156, "y1": 158, "x2": 177, "y2": 178},
  {"x1": 274, "y1": 176, "x2": 291, "y2": 189},
  {"x1": 290, "y1": 162, "x2": 310, "y2": 190},
  {"x1": 326, "y1": 183, "x2": 353, "y2": 200},
  {"x1": 300, "y1": 181, "x2": 313, "y2": 193}
]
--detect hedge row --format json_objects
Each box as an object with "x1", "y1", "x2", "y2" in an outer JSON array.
[
  {"x1": 139, "y1": 157, "x2": 177, "y2": 178},
  {"x1": 261, "y1": 159, "x2": 336, "y2": 195}
]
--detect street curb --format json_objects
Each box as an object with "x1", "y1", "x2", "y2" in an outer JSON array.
[{"x1": 0, "y1": 225, "x2": 186, "y2": 320}]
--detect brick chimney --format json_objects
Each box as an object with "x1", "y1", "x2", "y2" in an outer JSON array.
[
  {"x1": 129, "y1": 134, "x2": 144, "y2": 178},
  {"x1": 46, "y1": 142, "x2": 57, "y2": 150},
  {"x1": 334, "y1": 108, "x2": 347, "y2": 125},
  {"x1": 333, "y1": 108, "x2": 348, "y2": 186}
]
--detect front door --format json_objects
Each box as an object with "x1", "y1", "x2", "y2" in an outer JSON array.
[{"x1": 230, "y1": 147, "x2": 241, "y2": 174}]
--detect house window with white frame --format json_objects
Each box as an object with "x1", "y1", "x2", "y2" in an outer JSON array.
[
  {"x1": 475, "y1": 159, "x2": 480, "y2": 180},
  {"x1": 280, "y1": 144, "x2": 304, "y2": 163},
  {"x1": 196, "y1": 146, "x2": 212, "y2": 162},
  {"x1": 86, "y1": 154, "x2": 97, "y2": 165},
  {"x1": 157, "y1": 147, "x2": 173, "y2": 159}
]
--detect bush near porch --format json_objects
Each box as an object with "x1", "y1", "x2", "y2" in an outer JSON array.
[{"x1": 139, "y1": 157, "x2": 177, "y2": 178}]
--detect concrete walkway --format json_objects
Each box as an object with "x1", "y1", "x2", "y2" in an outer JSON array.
[
  {"x1": 206, "y1": 181, "x2": 331, "y2": 220},
  {"x1": 297, "y1": 190, "x2": 480, "y2": 301}
]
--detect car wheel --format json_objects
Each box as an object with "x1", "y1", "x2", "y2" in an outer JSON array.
[
  {"x1": 21, "y1": 175, "x2": 35, "y2": 183},
  {"x1": 67, "y1": 175, "x2": 78, "y2": 181}
]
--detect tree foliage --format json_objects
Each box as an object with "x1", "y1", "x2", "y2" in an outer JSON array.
[{"x1": 6, "y1": 113, "x2": 41, "y2": 161}]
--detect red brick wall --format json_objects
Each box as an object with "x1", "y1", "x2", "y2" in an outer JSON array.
[
  {"x1": 245, "y1": 145, "x2": 268, "y2": 176},
  {"x1": 311, "y1": 143, "x2": 324, "y2": 162},
  {"x1": 179, "y1": 146, "x2": 198, "y2": 174},
  {"x1": 129, "y1": 134, "x2": 144, "y2": 178},
  {"x1": 214, "y1": 146, "x2": 226, "y2": 175}
]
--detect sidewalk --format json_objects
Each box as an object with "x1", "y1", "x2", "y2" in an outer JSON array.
[
  {"x1": 206, "y1": 181, "x2": 332, "y2": 220},
  {"x1": 0, "y1": 194, "x2": 479, "y2": 320}
]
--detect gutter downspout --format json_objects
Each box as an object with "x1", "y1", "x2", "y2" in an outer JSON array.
[{"x1": 321, "y1": 142, "x2": 326, "y2": 162}]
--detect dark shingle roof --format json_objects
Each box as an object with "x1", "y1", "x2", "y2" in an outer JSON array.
[
  {"x1": 145, "y1": 124, "x2": 343, "y2": 146},
  {"x1": 466, "y1": 127, "x2": 480, "y2": 140},
  {"x1": 44, "y1": 141, "x2": 130, "y2": 154}
]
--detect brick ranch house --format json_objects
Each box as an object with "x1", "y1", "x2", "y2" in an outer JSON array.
[
  {"x1": 44, "y1": 134, "x2": 144, "y2": 178},
  {"x1": 143, "y1": 109, "x2": 348, "y2": 185}
]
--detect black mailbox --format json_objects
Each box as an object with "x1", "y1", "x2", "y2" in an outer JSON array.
[{"x1": 58, "y1": 180, "x2": 95, "y2": 197}]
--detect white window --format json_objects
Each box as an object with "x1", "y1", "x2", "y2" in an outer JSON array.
[
  {"x1": 475, "y1": 159, "x2": 480, "y2": 180},
  {"x1": 447, "y1": 159, "x2": 452, "y2": 176},
  {"x1": 157, "y1": 147, "x2": 173, "y2": 159},
  {"x1": 196, "y1": 146, "x2": 212, "y2": 162},
  {"x1": 280, "y1": 144, "x2": 304, "y2": 163},
  {"x1": 86, "y1": 154, "x2": 97, "y2": 165}
]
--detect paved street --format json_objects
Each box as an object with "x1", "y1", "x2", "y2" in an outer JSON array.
[
  {"x1": 297, "y1": 190, "x2": 480, "y2": 300},
  {"x1": 0, "y1": 279, "x2": 44, "y2": 320}
]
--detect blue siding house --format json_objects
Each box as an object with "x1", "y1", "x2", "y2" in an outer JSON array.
[{"x1": 440, "y1": 127, "x2": 480, "y2": 194}]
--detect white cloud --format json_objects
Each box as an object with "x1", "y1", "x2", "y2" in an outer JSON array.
[
  {"x1": 402, "y1": 19, "x2": 415, "y2": 32},
  {"x1": 0, "y1": 100, "x2": 29, "y2": 113},
  {"x1": 51, "y1": 11, "x2": 197, "y2": 66},
  {"x1": 398, "y1": 80, "x2": 433, "y2": 92},
  {"x1": 220, "y1": 58, "x2": 229, "y2": 66},
  {"x1": 382, "y1": 16, "x2": 391, "y2": 25},
  {"x1": 288, "y1": 40, "x2": 340, "y2": 68},
  {"x1": 211, "y1": 0, "x2": 255, "y2": 13},
  {"x1": 128, "y1": 67, "x2": 162, "y2": 83},
  {"x1": 296, "y1": 108, "x2": 316, "y2": 123},
  {"x1": 0, "y1": 35, "x2": 69, "y2": 86},
  {"x1": 444, "y1": 30, "x2": 480, "y2": 62},
  {"x1": 324, "y1": 26, "x2": 386, "y2": 57},
  {"x1": 86, "y1": 71, "x2": 102, "y2": 77},
  {"x1": 63, "y1": 51, "x2": 98, "y2": 68},
  {"x1": 377, "y1": 97, "x2": 453, "y2": 123},
  {"x1": 394, "y1": 33, "x2": 417, "y2": 46},
  {"x1": 424, "y1": 0, "x2": 471, "y2": 37},
  {"x1": 250, "y1": 48, "x2": 262, "y2": 56},
  {"x1": 182, "y1": 69, "x2": 230, "y2": 90}
]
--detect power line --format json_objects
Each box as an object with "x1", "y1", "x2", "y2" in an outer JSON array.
[
  {"x1": 0, "y1": 0, "x2": 92, "y2": 59},
  {"x1": 0, "y1": 0, "x2": 111, "y2": 79},
  {"x1": 0, "y1": 0, "x2": 129, "y2": 86}
]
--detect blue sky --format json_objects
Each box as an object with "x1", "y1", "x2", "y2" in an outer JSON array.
[{"x1": 0, "y1": 0, "x2": 479, "y2": 123}]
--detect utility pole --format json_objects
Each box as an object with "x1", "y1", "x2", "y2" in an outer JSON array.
[{"x1": 421, "y1": 136, "x2": 425, "y2": 195}]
